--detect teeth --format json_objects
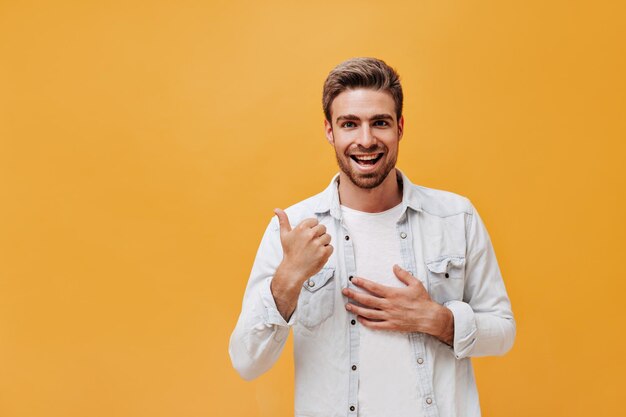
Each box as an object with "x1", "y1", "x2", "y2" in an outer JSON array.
[{"x1": 353, "y1": 154, "x2": 379, "y2": 161}]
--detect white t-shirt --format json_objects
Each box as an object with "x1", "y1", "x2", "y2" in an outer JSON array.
[{"x1": 341, "y1": 203, "x2": 423, "y2": 417}]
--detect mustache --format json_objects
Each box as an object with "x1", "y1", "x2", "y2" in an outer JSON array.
[{"x1": 348, "y1": 145, "x2": 386, "y2": 154}]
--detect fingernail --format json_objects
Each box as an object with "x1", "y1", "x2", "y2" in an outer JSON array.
[{"x1": 345, "y1": 304, "x2": 351, "y2": 311}]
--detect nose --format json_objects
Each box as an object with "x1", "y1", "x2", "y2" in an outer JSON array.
[{"x1": 355, "y1": 124, "x2": 376, "y2": 148}]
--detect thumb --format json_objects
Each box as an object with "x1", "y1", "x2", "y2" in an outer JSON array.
[
  {"x1": 274, "y1": 208, "x2": 292, "y2": 234},
  {"x1": 393, "y1": 264, "x2": 417, "y2": 286}
]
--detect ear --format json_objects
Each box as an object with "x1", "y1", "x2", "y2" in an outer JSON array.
[
  {"x1": 397, "y1": 115, "x2": 404, "y2": 141},
  {"x1": 324, "y1": 119, "x2": 335, "y2": 145}
]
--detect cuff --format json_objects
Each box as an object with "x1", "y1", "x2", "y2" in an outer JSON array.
[
  {"x1": 259, "y1": 277, "x2": 297, "y2": 327},
  {"x1": 444, "y1": 300, "x2": 477, "y2": 359}
]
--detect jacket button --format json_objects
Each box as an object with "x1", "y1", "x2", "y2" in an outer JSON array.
[
  {"x1": 351, "y1": 365, "x2": 357, "y2": 370},
  {"x1": 349, "y1": 275, "x2": 353, "y2": 281},
  {"x1": 349, "y1": 406, "x2": 355, "y2": 411},
  {"x1": 400, "y1": 232, "x2": 407, "y2": 239},
  {"x1": 345, "y1": 235, "x2": 350, "y2": 240},
  {"x1": 445, "y1": 273, "x2": 449, "y2": 278},
  {"x1": 417, "y1": 357, "x2": 424, "y2": 364},
  {"x1": 308, "y1": 280, "x2": 315, "y2": 287},
  {"x1": 351, "y1": 319, "x2": 356, "y2": 325},
  {"x1": 426, "y1": 397, "x2": 433, "y2": 405}
]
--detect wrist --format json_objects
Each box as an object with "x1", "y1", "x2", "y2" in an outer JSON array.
[
  {"x1": 272, "y1": 267, "x2": 302, "y2": 298},
  {"x1": 275, "y1": 261, "x2": 309, "y2": 288},
  {"x1": 270, "y1": 263, "x2": 308, "y2": 321},
  {"x1": 431, "y1": 303, "x2": 454, "y2": 346}
]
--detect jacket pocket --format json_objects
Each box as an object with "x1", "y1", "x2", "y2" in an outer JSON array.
[
  {"x1": 425, "y1": 256, "x2": 465, "y2": 304},
  {"x1": 297, "y1": 267, "x2": 335, "y2": 329}
]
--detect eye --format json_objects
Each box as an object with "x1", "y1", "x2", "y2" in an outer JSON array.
[
  {"x1": 341, "y1": 121, "x2": 357, "y2": 128},
  {"x1": 373, "y1": 120, "x2": 389, "y2": 127}
]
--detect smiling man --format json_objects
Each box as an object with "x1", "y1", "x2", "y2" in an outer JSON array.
[{"x1": 229, "y1": 57, "x2": 515, "y2": 417}]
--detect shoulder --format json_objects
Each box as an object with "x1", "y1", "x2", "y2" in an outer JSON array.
[{"x1": 409, "y1": 183, "x2": 474, "y2": 218}]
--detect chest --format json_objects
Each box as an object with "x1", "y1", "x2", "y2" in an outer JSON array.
[{"x1": 333, "y1": 210, "x2": 468, "y2": 303}]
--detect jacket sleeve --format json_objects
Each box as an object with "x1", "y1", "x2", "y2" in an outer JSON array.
[
  {"x1": 228, "y1": 217, "x2": 296, "y2": 380},
  {"x1": 444, "y1": 203, "x2": 516, "y2": 359}
]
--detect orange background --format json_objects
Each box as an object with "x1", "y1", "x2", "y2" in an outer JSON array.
[{"x1": 1, "y1": 1, "x2": 625, "y2": 416}]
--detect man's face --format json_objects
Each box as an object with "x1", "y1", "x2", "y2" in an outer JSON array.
[{"x1": 324, "y1": 88, "x2": 404, "y2": 189}]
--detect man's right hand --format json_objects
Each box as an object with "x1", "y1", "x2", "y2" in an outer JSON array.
[{"x1": 270, "y1": 208, "x2": 334, "y2": 321}]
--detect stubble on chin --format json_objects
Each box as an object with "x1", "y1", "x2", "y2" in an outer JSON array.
[{"x1": 334, "y1": 152, "x2": 396, "y2": 190}]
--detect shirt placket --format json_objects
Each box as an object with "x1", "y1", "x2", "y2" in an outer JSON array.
[
  {"x1": 340, "y1": 216, "x2": 360, "y2": 417},
  {"x1": 397, "y1": 210, "x2": 440, "y2": 417}
]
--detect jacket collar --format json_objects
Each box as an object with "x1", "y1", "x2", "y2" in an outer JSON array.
[{"x1": 314, "y1": 168, "x2": 423, "y2": 219}]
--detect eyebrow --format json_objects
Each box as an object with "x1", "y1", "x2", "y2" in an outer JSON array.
[{"x1": 335, "y1": 114, "x2": 394, "y2": 123}]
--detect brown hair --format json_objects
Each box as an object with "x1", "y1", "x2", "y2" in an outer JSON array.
[{"x1": 322, "y1": 57, "x2": 403, "y2": 122}]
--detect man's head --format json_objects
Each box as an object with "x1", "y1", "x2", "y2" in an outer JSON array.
[
  {"x1": 322, "y1": 57, "x2": 404, "y2": 190},
  {"x1": 322, "y1": 57, "x2": 403, "y2": 123}
]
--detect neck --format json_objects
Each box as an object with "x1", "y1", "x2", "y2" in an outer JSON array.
[{"x1": 338, "y1": 169, "x2": 403, "y2": 213}]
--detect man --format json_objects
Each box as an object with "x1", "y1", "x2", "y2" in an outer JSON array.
[{"x1": 229, "y1": 57, "x2": 515, "y2": 417}]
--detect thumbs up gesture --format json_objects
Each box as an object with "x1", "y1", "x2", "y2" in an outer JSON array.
[
  {"x1": 273, "y1": 208, "x2": 334, "y2": 284},
  {"x1": 271, "y1": 208, "x2": 334, "y2": 321}
]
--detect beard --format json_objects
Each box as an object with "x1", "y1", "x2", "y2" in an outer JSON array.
[{"x1": 334, "y1": 145, "x2": 397, "y2": 190}]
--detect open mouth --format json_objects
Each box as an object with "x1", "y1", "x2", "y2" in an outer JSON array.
[{"x1": 350, "y1": 153, "x2": 384, "y2": 166}]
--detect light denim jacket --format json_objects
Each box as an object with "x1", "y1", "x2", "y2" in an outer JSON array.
[{"x1": 229, "y1": 170, "x2": 515, "y2": 417}]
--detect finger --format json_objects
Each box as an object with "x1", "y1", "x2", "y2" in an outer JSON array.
[
  {"x1": 298, "y1": 217, "x2": 319, "y2": 230},
  {"x1": 316, "y1": 233, "x2": 332, "y2": 246},
  {"x1": 351, "y1": 277, "x2": 392, "y2": 298},
  {"x1": 311, "y1": 223, "x2": 327, "y2": 237},
  {"x1": 345, "y1": 303, "x2": 386, "y2": 320},
  {"x1": 358, "y1": 316, "x2": 394, "y2": 331},
  {"x1": 393, "y1": 264, "x2": 418, "y2": 286},
  {"x1": 342, "y1": 287, "x2": 386, "y2": 310},
  {"x1": 274, "y1": 208, "x2": 292, "y2": 234}
]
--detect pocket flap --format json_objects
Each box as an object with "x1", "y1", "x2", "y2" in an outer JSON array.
[
  {"x1": 426, "y1": 256, "x2": 465, "y2": 274},
  {"x1": 303, "y1": 268, "x2": 335, "y2": 293}
]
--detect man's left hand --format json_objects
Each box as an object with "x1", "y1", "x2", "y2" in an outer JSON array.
[{"x1": 342, "y1": 264, "x2": 454, "y2": 346}]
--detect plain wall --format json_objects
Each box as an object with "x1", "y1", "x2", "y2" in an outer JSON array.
[{"x1": 1, "y1": 1, "x2": 625, "y2": 416}]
